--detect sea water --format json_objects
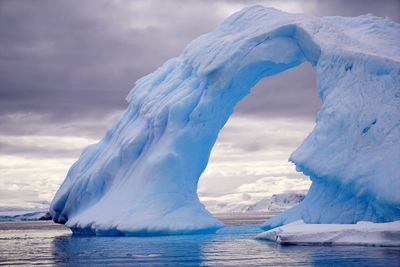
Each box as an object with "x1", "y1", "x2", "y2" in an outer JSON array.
[{"x1": 0, "y1": 216, "x2": 399, "y2": 266}]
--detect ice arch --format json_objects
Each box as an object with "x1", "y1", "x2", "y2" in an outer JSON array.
[{"x1": 50, "y1": 6, "x2": 400, "y2": 235}]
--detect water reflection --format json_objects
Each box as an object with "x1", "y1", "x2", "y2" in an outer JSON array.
[
  {"x1": 50, "y1": 224, "x2": 400, "y2": 266},
  {"x1": 0, "y1": 221, "x2": 398, "y2": 266},
  {"x1": 52, "y1": 233, "x2": 204, "y2": 266}
]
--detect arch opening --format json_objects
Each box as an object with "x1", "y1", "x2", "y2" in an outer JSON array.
[
  {"x1": 187, "y1": 26, "x2": 322, "y2": 224},
  {"x1": 197, "y1": 63, "x2": 320, "y2": 221}
]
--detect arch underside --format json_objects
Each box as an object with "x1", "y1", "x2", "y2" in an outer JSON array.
[{"x1": 50, "y1": 7, "x2": 400, "y2": 235}]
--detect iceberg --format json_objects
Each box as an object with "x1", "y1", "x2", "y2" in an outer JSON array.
[
  {"x1": 50, "y1": 6, "x2": 400, "y2": 235},
  {"x1": 256, "y1": 220, "x2": 400, "y2": 247}
]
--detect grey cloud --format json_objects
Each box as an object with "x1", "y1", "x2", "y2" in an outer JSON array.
[
  {"x1": 309, "y1": 0, "x2": 400, "y2": 22},
  {"x1": 222, "y1": 0, "x2": 400, "y2": 22},
  {"x1": 0, "y1": 0, "x2": 222, "y2": 136},
  {"x1": 0, "y1": 188, "x2": 49, "y2": 209},
  {"x1": 215, "y1": 117, "x2": 315, "y2": 155},
  {"x1": 0, "y1": 110, "x2": 122, "y2": 138},
  {"x1": 1, "y1": 0, "x2": 397, "y2": 137},
  {"x1": 0, "y1": 142, "x2": 82, "y2": 159},
  {"x1": 234, "y1": 63, "x2": 320, "y2": 118}
]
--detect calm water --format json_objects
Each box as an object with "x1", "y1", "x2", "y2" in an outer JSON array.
[{"x1": 0, "y1": 216, "x2": 399, "y2": 266}]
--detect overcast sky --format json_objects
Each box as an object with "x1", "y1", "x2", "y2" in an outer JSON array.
[{"x1": 0, "y1": 0, "x2": 399, "y2": 210}]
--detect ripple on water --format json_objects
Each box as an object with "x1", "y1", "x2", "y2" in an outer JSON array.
[{"x1": 0, "y1": 221, "x2": 399, "y2": 266}]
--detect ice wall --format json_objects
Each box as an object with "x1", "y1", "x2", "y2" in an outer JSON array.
[{"x1": 50, "y1": 6, "x2": 400, "y2": 235}]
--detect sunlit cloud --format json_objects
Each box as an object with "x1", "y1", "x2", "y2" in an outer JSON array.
[
  {"x1": 0, "y1": 155, "x2": 76, "y2": 209},
  {"x1": 198, "y1": 115, "x2": 315, "y2": 196}
]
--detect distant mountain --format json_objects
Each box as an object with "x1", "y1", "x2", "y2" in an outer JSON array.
[
  {"x1": 0, "y1": 209, "x2": 51, "y2": 221},
  {"x1": 201, "y1": 192, "x2": 305, "y2": 214}
]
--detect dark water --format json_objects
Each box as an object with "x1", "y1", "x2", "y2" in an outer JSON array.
[{"x1": 0, "y1": 216, "x2": 399, "y2": 266}]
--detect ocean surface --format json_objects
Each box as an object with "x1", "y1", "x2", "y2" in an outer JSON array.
[{"x1": 0, "y1": 214, "x2": 399, "y2": 266}]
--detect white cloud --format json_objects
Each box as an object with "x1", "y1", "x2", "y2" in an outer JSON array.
[
  {"x1": 198, "y1": 115, "x2": 315, "y2": 196},
  {"x1": 236, "y1": 176, "x2": 310, "y2": 195},
  {"x1": 0, "y1": 134, "x2": 94, "y2": 209},
  {"x1": 0, "y1": 135, "x2": 97, "y2": 152}
]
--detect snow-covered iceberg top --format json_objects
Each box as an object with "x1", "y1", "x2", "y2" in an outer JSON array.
[
  {"x1": 256, "y1": 220, "x2": 400, "y2": 247},
  {"x1": 50, "y1": 6, "x2": 400, "y2": 236}
]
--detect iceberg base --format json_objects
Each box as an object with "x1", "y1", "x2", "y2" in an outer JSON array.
[{"x1": 256, "y1": 220, "x2": 400, "y2": 247}]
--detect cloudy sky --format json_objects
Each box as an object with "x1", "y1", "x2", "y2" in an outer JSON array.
[{"x1": 0, "y1": 0, "x2": 399, "y2": 210}]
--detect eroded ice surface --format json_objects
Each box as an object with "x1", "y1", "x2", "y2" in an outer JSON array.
[{"x1": 50, "y1": 6, "x2": 400, "y2": 235}]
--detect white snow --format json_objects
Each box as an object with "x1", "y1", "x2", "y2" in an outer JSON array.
[
  {"x1": 256, "y1": 220, "x2": 400, "y2": 247},
  {"x1": 50, "y1": 6, "x2": 400, "y2": 235},
  {"x1": 201, "y1": 192, "x2": 305, "y2": 214}
]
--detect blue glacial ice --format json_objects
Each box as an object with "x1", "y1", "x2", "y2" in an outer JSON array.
[{"x1": 50, "y1": 6, "x2": 400, "y2": 235}]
